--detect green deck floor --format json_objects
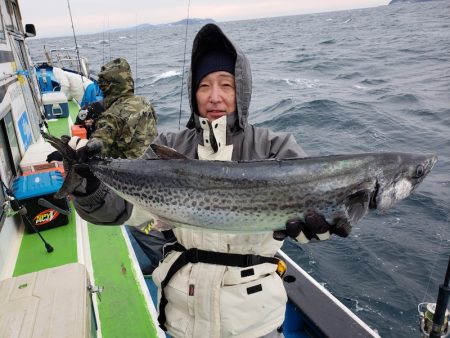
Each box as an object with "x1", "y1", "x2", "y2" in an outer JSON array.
[
  {"x1": 13, "y1": 202, "x2": 77, "y2": 276},
  {"x1": 88, "y1": 224, "x2": 157, "y2": 337},
  {"x1": 46, "y1": 99, "x2": 79, "y2": 136}
]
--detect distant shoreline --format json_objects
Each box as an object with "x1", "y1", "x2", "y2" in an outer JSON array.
[
  {"x1": 389, "y1": 0, "x2": 439, "y2": 4},
  {"x1": 93, "y1": 18, "x2": 216, "y2": 35}
]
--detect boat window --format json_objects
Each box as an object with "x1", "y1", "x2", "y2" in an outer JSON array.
[
  {"x1": 11, "y1": 38, "x2": 41, "y2": 141},
  {"x1": 1, "y1": 112, "x2": 20, "y2": 179},
  {"x1": 0, "y1": 179, "x2": 5, "y2": 225},
  {"x1": 5, "y1": 0, "x2": 20, "y2": 32},
  {"x1": 0, "y1": 119, "x2": 14, "y2": 226},
  {"x1": 0, "y1": 3, "x2": 6, "y2": 41}
]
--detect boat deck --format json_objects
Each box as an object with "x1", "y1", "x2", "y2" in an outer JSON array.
[{"x1": 9, "y1": 100, "x2": 162, "y2": 338}]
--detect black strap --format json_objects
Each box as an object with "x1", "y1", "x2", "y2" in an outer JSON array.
[{"x1": 157, "y1": 245, "x2": 279, "y2": 331}]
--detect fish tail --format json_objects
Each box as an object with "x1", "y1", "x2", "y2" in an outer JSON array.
[
  {"x1": 42, "y1": 132, "x2": 82, "y2": 199},
  {"x1": 53, "y1": 167, "x2": 85, "y2": 199}
]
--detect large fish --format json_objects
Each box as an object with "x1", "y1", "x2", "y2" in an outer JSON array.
[{"x1": 44, "y1": 133, "x2": 437, "y2": 233}]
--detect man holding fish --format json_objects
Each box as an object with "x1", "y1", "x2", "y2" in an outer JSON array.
[
  {"x1": 47, "y1": 23, "x2": 435, "y2": 338},
  {"x1": 59, "y1": 23, "x2": 340, "y2": 338}
]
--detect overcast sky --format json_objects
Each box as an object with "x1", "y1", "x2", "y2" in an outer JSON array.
[{"x1": 21, "y1": 0, "x2": 388, "y2": 38}]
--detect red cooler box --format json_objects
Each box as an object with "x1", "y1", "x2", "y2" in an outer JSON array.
[
  {"x1": 20, "y1": 140, "x2": 64, "y2": 176},
  {"x1": 12, "y1": 171, "x2": 70, "y2": 232}
]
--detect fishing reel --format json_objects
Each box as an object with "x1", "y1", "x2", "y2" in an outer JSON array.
[
  {"x1": 418, "y1": 303, "x2": 449, "y2": 338},
  {"x1": 2, "y1": 196, "x2": 25, "y2": 217},
  {"x1": 418, "y1": 258, "x2": 450, "y2": 338},
  {"x1": 2, "y1": 187, "x2": 27, "y2": 217},
  {"x1": 1, "y1": 180, "x2": 54, "y2": 253}
]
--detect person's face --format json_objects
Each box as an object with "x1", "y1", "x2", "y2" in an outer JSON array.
[{"x1": 195, "y1": 71, "x2": 236, "y2": 123}]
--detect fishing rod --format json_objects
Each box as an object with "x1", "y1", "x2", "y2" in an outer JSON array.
[
  {"x1": 67, "y1": 0, "x2": 83, "y2": 75},
  {"x1": 66, "y1": 0, "x2": 90, "y2": 107},
  {"x1": 1, "y1": 179, "x2": 53, "y2": 253},
  {"x1": 418, "y1": 257, "x2": 450, "y2": 337},
  {"x1": 178, "y1": 0, "x2": 191, "y2": 131},
  {"x1": 135, "y1": 14, "x2": 138, "y2": 94}
]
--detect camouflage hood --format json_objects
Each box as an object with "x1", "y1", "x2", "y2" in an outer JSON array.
[
  {"x1": 98, "y1": 58, "x2": 135, "y2": 108},
  {"x1": 186, "y1": 24, "x2": 252, "y2": 131}
]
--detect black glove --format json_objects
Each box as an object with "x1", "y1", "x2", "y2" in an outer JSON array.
[
  {"x1": 66, "y1": 136, "x2": 103, "y2": 162},
  {"x1": 46, "y1": 150, "x2": 63, "y2": 162},
  {"x1": 72, "y1": 165, "x2": 100, "y2": 195},
  {"x1": 273, "y1": 211, "x2": 352, "y2": 243},
  {"x1": 64, "y1": 136, "x2": 102, "y2": 196}
]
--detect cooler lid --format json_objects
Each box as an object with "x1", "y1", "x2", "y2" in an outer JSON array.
[
  {"x1": 13, "y1": 171, "x2": 64, "y2": 200},
  {"x1": 20, "y1": 140, "x2": 57, "y2": 166},
  {"x1": 42, "y1": 91, "x2": 68, "y2": 104}
]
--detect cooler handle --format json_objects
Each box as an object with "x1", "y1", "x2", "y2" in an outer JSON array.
[{"x1": 38, "y1": 198, "x2": 71, "y2": 215}]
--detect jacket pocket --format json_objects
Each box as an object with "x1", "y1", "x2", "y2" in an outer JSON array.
[{"x1": 219, "y1": 272, "x2": 287, "y2": 337}]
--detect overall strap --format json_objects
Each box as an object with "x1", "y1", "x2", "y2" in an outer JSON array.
[{"x1": 157, "y1": 244, "x2": 279, "y2": 331}]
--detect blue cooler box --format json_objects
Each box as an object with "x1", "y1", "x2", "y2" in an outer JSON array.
[
  {"x1": 42, "y1": 92, "x2": 69, "y2": 119},
  {"x1": 12, "y1": 171, "x2": 70, "y2": 232}
]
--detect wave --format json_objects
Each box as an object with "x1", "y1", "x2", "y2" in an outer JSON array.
[
  {"x1": 335, "y1": 72, "x2": 363, "y2": 80},
  {"x1": 319, "y1": 39, "x2": 336, "y2": 45},
  {"x1": 144, "y1": 70, "x2": 182, "y2": 85},
  {"x1": 377, "y1": 93, "x2": 420, "y2": 104},
  {"x1": 360, "y1": 78, "x2": 388, "y2": 85},
  {"x1": 283, "y1": 78, "x2": 320, "y2": 88}
]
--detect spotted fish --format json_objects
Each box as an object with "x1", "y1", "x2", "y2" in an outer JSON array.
[{"x1": 44, "y1": 133, "x2": 437, "y2": 233}]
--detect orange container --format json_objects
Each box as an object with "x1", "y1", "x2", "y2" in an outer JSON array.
[
  {"x1": 71, "y1": 125, "x2": 87, "y2": 139},
  {"x1": 22, "y1": 167, "x2": 65, "y2": 177}
]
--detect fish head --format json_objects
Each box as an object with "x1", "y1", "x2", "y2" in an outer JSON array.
[{"x1": 373, "y1": 153, "x2": 437, "y2": 211}]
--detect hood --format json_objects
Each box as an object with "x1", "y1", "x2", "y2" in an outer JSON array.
[
  {"x1": 186, "y1": 24, "x2": 252, "y2": 130},
  {"x1": 98, "y1": 58, "x2": 134, "y2": 108}
]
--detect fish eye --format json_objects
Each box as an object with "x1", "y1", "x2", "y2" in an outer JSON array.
[{"x1": 415, "y1": 165, "x2": 424, "y2": 178}]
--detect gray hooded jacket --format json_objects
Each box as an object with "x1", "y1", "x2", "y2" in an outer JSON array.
[{"x1": 73, "y1": 23, "x2": 306, "y2": 225}]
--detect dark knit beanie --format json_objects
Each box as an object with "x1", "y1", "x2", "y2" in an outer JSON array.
[{"x1": 193, "y1": 50, "x2": 235, "y2": 91}]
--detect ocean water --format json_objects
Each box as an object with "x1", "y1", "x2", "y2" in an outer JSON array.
[{"x1": 26, "y1": 1, "x2": 450, "y2": 337}]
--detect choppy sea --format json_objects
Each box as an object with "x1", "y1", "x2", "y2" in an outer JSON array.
[{"x1": 26, "y1": 1, "x2": 450, "y2": 337}]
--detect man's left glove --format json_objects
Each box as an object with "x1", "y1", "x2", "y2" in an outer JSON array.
[
  {"x1": 68, "y1": 136, "x2": 102, "y2": 162},
  {"x1": 273, "y1": 211, "x2": 352, "y2": 243},
  {"x1": 78, "y1": 109, "x2": 89, "y2": 121},
  {"x1": 46, "y1": 150, "x2": 63, "y2": 162},
  {"x1": 65, "y1": 136, "x2": 103, "y2": 196}
]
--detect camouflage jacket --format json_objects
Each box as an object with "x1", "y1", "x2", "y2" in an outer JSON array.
[{"x1": 92, "y1": 58, "x2": 157, "y2": 159}]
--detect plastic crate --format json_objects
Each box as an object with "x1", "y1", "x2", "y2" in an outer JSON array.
[
  {"x1": 12, "y1": 171, "x2": 70, "y2": 232},
  {"x1": 0, "y1": 263, "x2": 96, "y2": 338},
  {"x1": 42, "y1": 92, "x2": 69, "y2": 119},
  {"x1": 71, "y1": 124, "x2": 87, "y2": 139},
  {"x1": 20, "y1": 140, "x2": 64, "y2": 175}
]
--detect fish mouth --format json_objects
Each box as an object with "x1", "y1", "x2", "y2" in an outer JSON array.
[
  {"x1": 428, "y1": 154, "x2": 438, "y2": 172},
  {"x1": 369, "y1": 182, "x2": 379, "y2": 209}
]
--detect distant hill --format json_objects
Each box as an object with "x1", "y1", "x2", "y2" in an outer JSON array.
[
  {"x1": 107, "y1": 18, "x2": 215, "y2": 33},
  {"x1": 389, "y1": 0, "x2": 439, "y2": 4},
  {"x1": 164, "y1": 18, "x2": 216, "y2": 26}
]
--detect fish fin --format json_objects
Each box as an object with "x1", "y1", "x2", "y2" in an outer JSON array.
[
  {"x1": 42, "y1": 132, "x2": 84, "y2": 199},
  {"x1": 53, "y1": 166, "x2": 86, "y2": 199},
  {"x1": 150, "y1": 144, "x2": 187, "y2": 159},
  {"x1": 42, "y1": 132, "x2": 77, "y2": 163},
  {"x1": 345, "y1": 189, "x2": 372, "y2": 224}
]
